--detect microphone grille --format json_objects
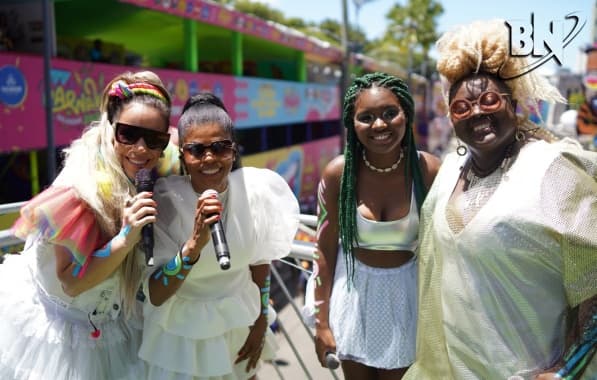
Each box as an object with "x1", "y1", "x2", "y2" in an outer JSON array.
[
  {"x1": 135, "y1": 168, "x2": 154, "y2": 192},
  {"x1": 202, "y1": 189, "x2": 219, "y2": 199}
]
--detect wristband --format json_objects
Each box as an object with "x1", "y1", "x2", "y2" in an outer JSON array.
[{"x1": 260, "y1": 275, "x2": 271, "y2": 315}]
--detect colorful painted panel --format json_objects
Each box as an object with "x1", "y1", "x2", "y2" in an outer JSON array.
[{"x1": 0, "y1": 53, "x2": 339, "y2": 152}]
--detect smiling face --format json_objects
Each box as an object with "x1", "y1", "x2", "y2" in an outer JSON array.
[
  {"x1": 449, "y1": 73, "x2": 517, "y2": 159},
  {"x1": 181, "y1": 122, "x2": 235, "y2": 194},
  {"x1": 113, "y1": 102, "x2": 169, "y2": 180},
  {"x1": 353, "y1": 86, "x2": 406, "y2": 163}
]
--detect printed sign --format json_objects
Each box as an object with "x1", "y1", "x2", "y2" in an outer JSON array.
[{"x1": 0, "y1": 53, "x2": 339, "y2": 153}]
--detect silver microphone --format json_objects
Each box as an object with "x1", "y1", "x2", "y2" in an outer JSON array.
[
  {"x1": 325, "y1": 351, "x2": 340, "y2": 370},
  {"x1": 202, "y1": 189, "x2": 231, "y2": 270}
]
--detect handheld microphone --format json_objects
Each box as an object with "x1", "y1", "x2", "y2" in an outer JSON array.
[
  {"x1": 325, "y1": 351, "x2": 340, "y2": 370},
  {"x1": 135, "y1": 168, "x2": 155, "y2": 266},
  {"x1": 202, "y1": 189, "x2": 231, "y2": 270}
]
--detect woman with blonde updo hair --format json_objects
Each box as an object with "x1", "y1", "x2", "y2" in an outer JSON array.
[
  {"x1": 0, "y1": 70, "x2": 172, "y2": 379},
  {"x1": 404, "y1": 20, "x2": 597, "y2": 379}
]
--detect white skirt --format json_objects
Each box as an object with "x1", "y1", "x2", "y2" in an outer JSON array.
[
  {"x1": 0, "y1": 254, "x2": 145, "y2": 380},
  {"x1": 329, "y1": 254, "x2": 417, "y2": 369},
  {"x1": 144, "y1": 325, "x2": 278, "y2": 380}
]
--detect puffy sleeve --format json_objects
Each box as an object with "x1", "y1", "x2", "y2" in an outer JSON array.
[
  {"x1": 540, "y1": 139, "x2": 597, "y2": 307},
  {"x1": 243, "y1": 167, "x2": 300, "y2": 265},
  {"x1": 11, "y1": 186, "x2": 108, "y2": 277}
]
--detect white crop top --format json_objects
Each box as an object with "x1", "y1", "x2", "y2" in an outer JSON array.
[{"x1": 354, "y1": 188, "x2": 419, "y2": 252}]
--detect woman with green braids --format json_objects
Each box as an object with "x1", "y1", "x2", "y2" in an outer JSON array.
[{"x1": 313, "y1": 72, "x2": 440, "y2": 379}]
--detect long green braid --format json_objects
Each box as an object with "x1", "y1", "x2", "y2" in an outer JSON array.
[{"x1": 338, "y1": 72, "x2": 428, "y2": 283}]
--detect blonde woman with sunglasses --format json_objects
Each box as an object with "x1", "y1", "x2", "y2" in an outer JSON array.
[
  {"x1": 0, "y1": 71, "x2": 172, "y2": 380},
  {"x1": 139, "y1": 92, "x2": 300, "y2": 380},
  {"x1": 403, "y1": 20, "x2": 597, "y2": 380}
]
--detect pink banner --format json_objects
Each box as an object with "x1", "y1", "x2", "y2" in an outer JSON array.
[
  {"x1": 120, "y1": 0, "x2": 342, "y2": 62},
  {"x1": 0, "y1": 54, "x2": 236, "y2": 152},
  {"x1": 0, "y1": 53, "x2": 339, "y2": 153}
]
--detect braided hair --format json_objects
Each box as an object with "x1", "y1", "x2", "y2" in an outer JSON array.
[{"x1": 339, "y1": 72, "x2": 427, "y2": 281}]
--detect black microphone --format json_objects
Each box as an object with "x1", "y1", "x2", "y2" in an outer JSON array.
[
  {"x1": 202, "y1": 189, "x2": 231, "y2": 270},
  {"x1": 135, "y1": 168, "x2": 155, "y2": 266}
]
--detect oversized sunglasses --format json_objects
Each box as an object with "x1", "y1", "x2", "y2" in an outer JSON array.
[
  {"x1": 114, "y1": 122, "x2": 170, "y2": 150},
  {"x1": 449, "y1": 91, "x2": 511, "y2": 120},
  {"x1": 182, "y1": 140, "x2": 236, "y2": 159}
]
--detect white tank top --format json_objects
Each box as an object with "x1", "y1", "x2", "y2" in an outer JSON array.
[{"x1": 354, "y1": 187, "x2": 419, "y2": 252}]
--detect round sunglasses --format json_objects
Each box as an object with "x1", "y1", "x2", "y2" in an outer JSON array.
[
  {"x1": 114, "y1": 122, "x2": 170, "y2": 150},
  {"x1": 449, "y1": 91, "x2": 511, "y2": 120},
  {"x1": 181, "y1": 140, "x2": 236, "y2": 159}
]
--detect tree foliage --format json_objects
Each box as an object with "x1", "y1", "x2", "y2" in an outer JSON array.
[
  {"x1": 371, "y1": 0, "x2": 443, "y2": 76},
  {"x1": 231, "y1": 0, "x2": 286, "y2": 24},
  {"x1": 210, "y1": 0, "x2": 443, "y2": 77}
]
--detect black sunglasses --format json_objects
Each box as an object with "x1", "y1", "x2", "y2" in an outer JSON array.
[
  {"x1": 182, "y1": 140, "x2": 236, "y2": 159},
  {"x1": 114, "y1": 122, "x2": 170, "y2": 150}
]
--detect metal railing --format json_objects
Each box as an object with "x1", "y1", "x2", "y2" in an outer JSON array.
[
  {"x1": 0, "y1": 201, "x2": 26, "y2": 250},
  {"x1": 268, "y1": 214, "x2": 341, "y2": 380},
  {"x1": 0, "y1": 203, "x2": 337, "y2": 379}
]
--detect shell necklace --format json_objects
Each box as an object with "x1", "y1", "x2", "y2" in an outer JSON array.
[{"x1": 362, "y1": 149, "x2": 404, "y2": 173}]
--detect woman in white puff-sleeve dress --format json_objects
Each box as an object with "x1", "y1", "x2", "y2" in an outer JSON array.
[{"x1": 139, "y1": 93, "x2": 300, "y2": 380}]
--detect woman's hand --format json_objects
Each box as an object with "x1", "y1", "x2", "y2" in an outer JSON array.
[
  {"x1": 235, "y1": 315, "x2": 268, "y2": 372},
  {"x1": 184, "y1": 191, "x2": 222, "y2": 261},
  {"x1": 315, "y1": 326, "x2": 337, "y2": 368},
  {"x1": 121, "y1": 191, "x2": 157, "y2": 248}
]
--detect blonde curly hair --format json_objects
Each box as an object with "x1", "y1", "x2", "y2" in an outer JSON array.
[{"x1": 436, "y1": 19, "x2": 564, "y2": 124}]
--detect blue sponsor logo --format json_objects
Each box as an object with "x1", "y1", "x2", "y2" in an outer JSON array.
[{"x1": 0, "y1": 65, "x2": 27, "y2": 107}]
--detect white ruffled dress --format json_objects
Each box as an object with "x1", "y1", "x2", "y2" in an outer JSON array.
[
  {"x1": 0, "y1": 238, "x2": 145, "y2": 380},
  {"x1": 139, "y1": 167, "x2": 300, "y2": 380}
]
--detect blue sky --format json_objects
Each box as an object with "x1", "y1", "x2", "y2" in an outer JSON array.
[{"x1": 253, "y1": 0, "x2": 594, "y2": 73}]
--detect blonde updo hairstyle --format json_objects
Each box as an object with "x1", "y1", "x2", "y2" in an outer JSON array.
[{"x1": 436, "y1": 19, "x2": 564, "y2": 128}]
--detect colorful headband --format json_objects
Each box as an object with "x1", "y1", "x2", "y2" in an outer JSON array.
[{"x1": 108, "y1": 80, "x2": 168, "y2": 104}]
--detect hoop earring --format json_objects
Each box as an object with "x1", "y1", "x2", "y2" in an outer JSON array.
[
  {"x1": 515, "y1": 128, "x2": 526, "y2": 142},
  {"x1": 456, "y1": 140, "x2": 468, "y2": 156}
]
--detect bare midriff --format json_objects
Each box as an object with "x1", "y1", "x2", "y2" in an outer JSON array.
[{"x1": 354, "y1": 247, "x2": 414, "y2": 268}]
